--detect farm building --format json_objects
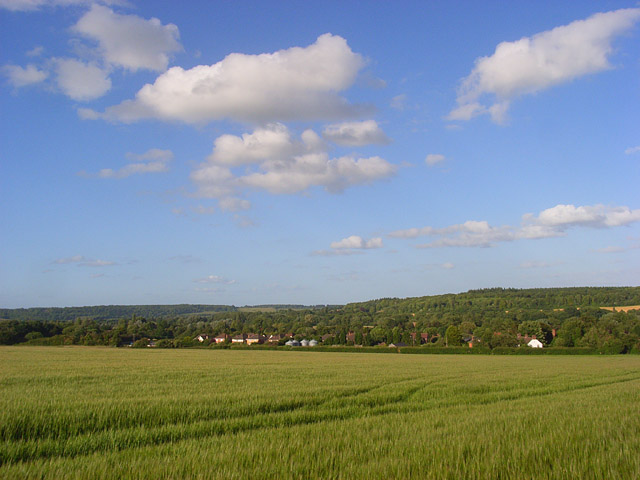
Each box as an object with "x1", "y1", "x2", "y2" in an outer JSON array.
[
  {"x1": 213, "y1": 334, "x2": 228, "y2": 344},
  {"x1": 528, "y1": 339, "x2": 544, "y2": 348},
  {"x1": 246, "y1": 334, "x2": 265, "y2": 345}
]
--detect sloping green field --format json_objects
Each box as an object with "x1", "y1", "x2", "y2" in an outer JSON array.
[{"x1": 1, "y1": 347, "x2": 639, "y2": 479}]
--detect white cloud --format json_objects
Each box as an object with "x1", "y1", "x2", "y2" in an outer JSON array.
[
  {"x1": 322, "y1": 120, "x2": 390, "y2": 146},
  {"x1": 73, "y1": 5, "x2": 182, "y2": 72},
  {"x1": 330, "y1": 235, "x2": 383, "y2": 250},
  {"x1": 81, "y1": 148, "x2": 173, "y2": 179},
  {"x1": 208, "y1": 123, "x2": 300, "y2": 166},
  {"x1": 53, "y1": 255, "x2": 116, "y2": 267},
  {"x1": 194, "y1": 275, "x2": 235, "y2": 285},
  {"x1": 625, "y1": 146, "x2": 640, "y2": 155},
  {"x1": 313, "y1": 234, "x2": 382, "y2": 256},
  {"x1": 442, "y1": 262, "x2": 455, "y2": 269},
  {"x1": 240, "y1": 153, "x2": 395, "y2": 195},
  {"x1": 2, "y1": 64, "x2": 47, "y2": 87},
  {"x1": 391, "y1": 203, "x2": 640, "y2": 248},
  {"x1": 425, "y1": 153, "x2": 445, "y2": 166},
  {"x1": 414, "y1": 221, "x2": 514, "y2": 248},
  {"x1": 91, "y1": 34, "x2": 369, "y2": 124},
  {"x1": 54, "y1": 58, "x2": 111, "y2": 101},
  {"x1": 448, "y1": 8, "x2": 640, "y2": 123},
  {"x1": 189, "y1": 165, "x2": 236, "y2": 199},
  {"x1": 191, "y1": 123, "x2": 396, "y2": 201},
  {"x1": 525, "y1": 204, "x2": 640, "y2": 228}
]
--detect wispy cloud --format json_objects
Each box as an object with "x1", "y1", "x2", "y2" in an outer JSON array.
[
  {"x1": 390, "y1": 94, "x2": 407, "y2": 110},
  {"x1": 518, "y1": 261, "x2": 561, "y2": 269},
  {"x1": 191, "y1": 205, "x2": 215, "y2": 215},
  {"x1": 425, "y1": 153, "x2": 445, "y2": 166},
  {"x1": 0, "y1": 0, "x2": 123, "y2": 12},
  {"x1": 322, "y1": 120, "x2": 390, "y2": 146},
  {"x1": 193, "y1": 275, "x2": 235, "y2": 285},
  {"x1": 625, "y1": 146, "x2": 640, "y2": 155},
  {"x1": 311, "y1": 249, "x2": 364, "y2": 257},
  {"x1": 79, "y1": 149, "x2": 173, "y2": 179},
  {"x1": 594, "y1": 246, "x2": 625, "y2": 254},
  {"x1": 390, "y1": 203, "x2": 640, "y2": 248},
  {"x1": 168, "y1": 255, "x2": 203, "y2": 264},
  {"x1": 53, "y1": 255, "x2": 117, "y2": 267}
]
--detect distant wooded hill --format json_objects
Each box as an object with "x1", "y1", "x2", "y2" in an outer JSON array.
[
  {"x1": 343, "y1": 287, "x2": 640, "y2": 315},
  {"x1": 0, "y1": 304, "x2": 235, "y2": 322},
  {"x1": 2, "y1": 287, "x2": 638, "y2": 322}
]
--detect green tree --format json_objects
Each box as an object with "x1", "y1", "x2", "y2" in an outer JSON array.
[{"x1": 445, "y1": 325, "x2": 462, "y2": 346}]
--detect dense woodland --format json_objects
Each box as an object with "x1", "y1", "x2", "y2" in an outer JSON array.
[{"x1": 2, "y1": 287, "x2": 640, "y2": 353}]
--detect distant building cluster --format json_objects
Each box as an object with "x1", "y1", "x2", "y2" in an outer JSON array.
[{"x1": 193, "y1": 333, "x2": 319, "y2": 346}]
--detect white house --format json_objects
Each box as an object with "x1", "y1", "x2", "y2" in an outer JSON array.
[{"x1": 527, "y1": 338, "x2": 544, "y2": 348}]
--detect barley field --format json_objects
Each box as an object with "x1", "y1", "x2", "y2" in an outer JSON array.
[{"x1": 1, "y1": 347, "x2": 639, "y2": 479}]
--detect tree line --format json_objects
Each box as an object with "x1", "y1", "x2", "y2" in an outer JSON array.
[{"x1": 1, "y1": 287, "x2": 639, "y2": 353}]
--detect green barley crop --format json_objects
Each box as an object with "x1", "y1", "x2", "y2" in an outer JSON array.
[{"x1": 1, "y1": 347, "x2": 639, "y2": 479}]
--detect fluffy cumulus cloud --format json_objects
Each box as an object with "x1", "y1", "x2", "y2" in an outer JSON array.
[
  {"x1": 312, "y1": 235, "x2": 383, "y2": 256},
  {"x1": 73, "y1": 5, "x2": 182, "y2": 72},
  {"x1": 330, "y1": 235, "x2": 383, "y2": 250},
  {"x1": 208, "y1": 123, "x2": 300, "y2": 166},
  {"x1": 80, "y1": 148, "x2": 173, "y2": 178},
  {"x1": 322, "y1": 120, "x2": 390, "y2": 146},
  {"x1": 389, "y1": 203, "x2": 640, "y2": 248},
  {"x1": 191, "y1": 123, "x2": 396, "y2": 201},
  {"x1": 524, "y1": 204, "x2": 640, "y2": 228},
  {"x1": 54, "y1": 58, "x2": 111, "y2": 101},
  {"x1": 448, "y1": 8, "x2": 640, "y2": 123},
  {"x1": 3, "y1": 5, "x2": 180, "y2": 101},
  {"x1": 2, "y1": 64, "x2": 47, "y2": 87},
  {"x1": 89, "y1": 34, "x2": 369, "y2": 124}
]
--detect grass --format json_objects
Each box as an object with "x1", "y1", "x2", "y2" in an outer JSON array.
[{"x1": 1, "y1": 347, "x2": 639, "y2": 479}]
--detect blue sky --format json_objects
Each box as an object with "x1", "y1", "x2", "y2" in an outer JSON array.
[{"x1": 1, "y1": 0, "x2": 639, "y2": 308}]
